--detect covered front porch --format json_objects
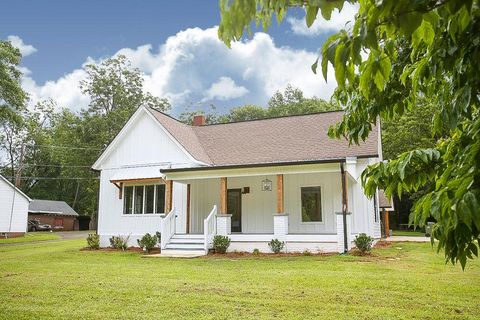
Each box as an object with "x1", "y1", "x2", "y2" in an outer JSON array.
[{"x1": 160, "y1": 160, "x2": 360, "y2": 254}]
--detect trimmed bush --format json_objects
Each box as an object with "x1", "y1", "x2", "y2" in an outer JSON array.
[
  {"x1": 86, "y1": 233, "x2": 100, "y2": 250},
  {"x1": 109, "y1": 235, "x2": 130, "y2": 251},
  {"x1": 213, "y1": 235, "x2": 231, "y2": 254},
  {"x1": 302, "y1": 249, "x2": 312, "y2": 256},
  {"x1": 354, "y1": 233, "x2": 374, "y2": 254},
  {"x1": 252, "y1": 248, "x2": 260, "y2": 255},
  {"x1": 268, "y1": 239, "x2": 285, "y2": 254},
  {"x1": 137, "y1": 233, "x2": 158, "y2": 253}
]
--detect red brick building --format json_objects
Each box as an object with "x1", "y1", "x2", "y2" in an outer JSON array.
[{"x1": 28, "y1": 200, "x2": 79, "y2": 231}]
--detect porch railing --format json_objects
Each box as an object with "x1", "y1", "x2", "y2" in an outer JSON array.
[
  {"x1": 160, "y1": 207, "x2": 176, "y2": 250},
  {"x1": 203, "y1": 205, "x2": 217, "y2": 253}
]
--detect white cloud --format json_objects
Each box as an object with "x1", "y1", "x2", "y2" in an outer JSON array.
[
  {"x1": 287, "y1": 3, "x2": 359, "y2": 37},
  {"x1": 7, "y1": 35, "x2": 37, "y2": 57},
  {"x1": 203, "y1": 77, "x2": 248, "y2": 101},
  {"x1": 22, "y1": 26, "x2": 337, "y2": 113}
]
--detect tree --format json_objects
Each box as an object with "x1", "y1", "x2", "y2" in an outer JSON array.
[
  {"x1": 80, "y1": 54, "x2": 170, "y2": 146},
  {"x1": 0, "y1": 39, "x2": 27, "y2": 121},
  {"x1": 218, "y1": 1, "x2": 479, "y2": 267},
  {"x1": 382, "y1": 101, "x2": 437, "y2": 160},
  {"x1": 180, "y1": 85, "x2": 338, "y2": 124}
]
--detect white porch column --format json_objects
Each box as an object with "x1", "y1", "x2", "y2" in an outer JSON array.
[
  {"x1": 216, "y1": 214, "x2": 231, "y2": 236},
  {"x1": 336, "y1": 211, "x2": 352, "y2": 253}
]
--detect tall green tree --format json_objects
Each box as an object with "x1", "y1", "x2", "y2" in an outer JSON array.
[
  {"x1": 0, "y1": 39, "x2": 27, "y2": 122},
  {"x1": 180, "y1": 85, "x2": 338, "y2": 124},
  {"x1": 80, "y1": 54, "x2": 170, "y2": 147},
  {"x1": 219, "y1": 0, "x2": 479, "y2": 267}
]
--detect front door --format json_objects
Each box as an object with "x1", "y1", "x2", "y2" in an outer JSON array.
[{"x1": 228, "y1": 189, "x2": 242, "y2": 233}]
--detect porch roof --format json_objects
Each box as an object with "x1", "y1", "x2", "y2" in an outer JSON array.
[{"x1": 147, "y1": 108, "x2": 379, "y2": 168}]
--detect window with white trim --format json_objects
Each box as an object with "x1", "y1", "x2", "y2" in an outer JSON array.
[
  {"x1": 301, "y1": 186, "x2": 322, "y2": 222},
  {"x1": 123, "y1": 184, "x2": 165, "y2": 215}
]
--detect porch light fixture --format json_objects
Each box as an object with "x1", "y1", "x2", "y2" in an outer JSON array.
[{"x1": 261, "y1": 178, "x2": 272, "y2": 191}]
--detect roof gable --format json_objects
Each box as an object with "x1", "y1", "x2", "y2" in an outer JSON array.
[
  {"x1": 0, "y1": 175, "x2": 31, "y2": 202},
  {"x1": 92, "y1": 107, "x2": 203, "y2": 170}
]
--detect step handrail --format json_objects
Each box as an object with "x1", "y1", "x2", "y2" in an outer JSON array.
[
  {"x1": 160, "y1": 207, "x2": 176, "y2": 249},
  {"x1": 203, "y1": 205, "x2": 217, "y2": 253}
]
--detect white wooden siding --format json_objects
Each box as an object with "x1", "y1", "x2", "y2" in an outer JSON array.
[
  {"x1": 0, "y1": 178, "x2": 29, "y2": 233},
  {"x1": 284, "y1": 172, "x2": 341, "y2": 234},
  {"x1": 100, "y1": 111, "x2": 191, "y2": 170}
]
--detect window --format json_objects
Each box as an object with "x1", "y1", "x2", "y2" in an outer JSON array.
[
  {"x1": 156, "y1": 184, "x2": 166, "y2": 214},
  {"x1": 374, "y1": 193, "x2": 379, "y2": 222},
  {"x1": 123, "y1": 186, "x2": 133, "y2": 214},
  {"x1": 145, "y1": 185, "x2": 155, "y2": 214},
  {"x1": 134, "y1": 186, "x2": 144, "y2": 214},
  {"x1": 301, "y1": 186, "x2": 322, "y2": 222},
  {"x1": 123, "y1": 184, "x2": 165, "y2": 215}
]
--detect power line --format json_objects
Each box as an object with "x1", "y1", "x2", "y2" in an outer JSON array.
[
  {"x1": 22, "y1": 164, "x2": 93, "y2": 168},
  {"x1": 2, "y1": 176, "x2": 99, "y2": 180},
  {"x1": 26, "y1": 144, "x2": 105, "y2": 151}
]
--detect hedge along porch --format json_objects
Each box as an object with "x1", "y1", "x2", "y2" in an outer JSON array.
[{"x1": 161, "y1": 159, "x2": 379, "y2": 254}]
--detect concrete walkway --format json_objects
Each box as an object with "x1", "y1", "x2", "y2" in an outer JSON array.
[{"x1": 386, "y1": 236, "x2": 431, "y2": 242}]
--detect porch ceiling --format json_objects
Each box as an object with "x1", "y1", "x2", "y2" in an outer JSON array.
[{"x1": 162, "y1": 162, "x2": 341, "y2": 180}]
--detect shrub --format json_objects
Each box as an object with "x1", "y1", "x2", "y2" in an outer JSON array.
[
  {"x1": 137, "y1": 233, "x2": 158, "y2": 253},
  {"x1": 86, "y1": 233, "x2": 100, "y2": 250},
  {"x1": 354, "y1": 233, "x2": 374, "y2": 254},
  {"x1": 302, "y1": 249, "x2": 312, "y2": 256},
  {"x1": 155, "y1": 231, "x2": 162, "y2": 244},
  {"x1": 109, "y1": 235, "x2": 130, "y2": 251},
  {"x1": 212, "y1": 235, "x2": 231, "y2": 254},
  {"x1": 252, "y1": 248, "x2": 260, "y2": 255},
  {"x1": 268, "y1": 239, "x2": 285, "y2": 254}
]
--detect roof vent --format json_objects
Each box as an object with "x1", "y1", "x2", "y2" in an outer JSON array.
[{"x1": 192, "y1": 115, "x2": 206, "y2": 126}]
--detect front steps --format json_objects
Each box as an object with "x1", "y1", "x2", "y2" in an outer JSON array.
[{"x1": 160, "y1": 234, "x2": 206, "y2": 257}]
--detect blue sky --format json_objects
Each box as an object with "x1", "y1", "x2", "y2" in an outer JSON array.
[{"x1": 1, "y1": 1, "x2": 357, "y2": 115}]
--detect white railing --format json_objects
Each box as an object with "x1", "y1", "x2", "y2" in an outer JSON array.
[
  {"x1": 160, "y1": 207, "x2": 176, "y2": 249},
  {"x1": 203, "y1": 205, "x2": 217, "y2": 253}
]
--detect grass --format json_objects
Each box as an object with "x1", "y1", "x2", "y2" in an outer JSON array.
[
  {"x1": 0, "y1": 240, "x2": 479, "y2": 319},
  {"x1": 392, "y1": 230, "x2": 426, "y2": 237},
  {"x1": 0, "y1": 232, "x2": 60, "y2": 244}
]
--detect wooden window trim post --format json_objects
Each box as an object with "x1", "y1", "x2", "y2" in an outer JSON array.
[
  {"x1": 220, "y1": 177, "x2": 227, "y2": 215},
  {"x1": 277, "y1": 174, "x2": 284, "y2": 214},
  {"x1": 165, "y1": 180, "x2": 173, "y2": 213}
]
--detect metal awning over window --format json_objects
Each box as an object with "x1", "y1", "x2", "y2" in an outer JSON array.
[{"x1": 109, "y1": 166, "x2": 167, "y2": 184}]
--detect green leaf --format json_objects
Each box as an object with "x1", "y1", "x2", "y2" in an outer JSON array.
[{"x1": 306, "y1": 6, "x2": 319, "y2": 27}]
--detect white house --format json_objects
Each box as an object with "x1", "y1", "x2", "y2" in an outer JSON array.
[
  {"x1": 92, "y1": 106, "x2": 382, "y2": 256},
  {"x1": 0, "y1": 175, "x2": 31, "y2": 237}
]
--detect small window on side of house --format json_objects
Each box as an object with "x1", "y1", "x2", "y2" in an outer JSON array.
[{"x1": 301, "y1": 186, "x2": 322, "y2": 222}]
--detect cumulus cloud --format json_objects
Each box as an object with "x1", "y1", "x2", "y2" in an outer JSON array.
[
  {"x1": 287, "y1": 3, "x2": 359, "y2": 36},
  {"x1": 203, "y1": 77, "x2": 249, "y2": 101},
  {"x1": 7, "y1": 35, "x2": 38, "y2": 57},
  {"x1": 22, "y1": 26, "x2": 337, "y2": 114}
]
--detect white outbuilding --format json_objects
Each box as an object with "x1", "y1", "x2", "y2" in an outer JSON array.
[{"x1": 0, "y1": 175, "x2": 31, "y2": 237}]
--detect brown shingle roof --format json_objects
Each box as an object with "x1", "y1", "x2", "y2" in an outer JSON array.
[{"x1": 148, "y1": 107, "x2": 379, "y2": 167}]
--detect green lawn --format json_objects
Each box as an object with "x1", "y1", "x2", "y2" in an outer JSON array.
[
  {"x1": 0, "y1": 240, "x2": 479, "y2": 319},
  {"x1": 0, "y1": 232, "x2": 60, "y2": 244},
  {"x1": 392, "y1": 230, "x2": 426, "y2": 237}
]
